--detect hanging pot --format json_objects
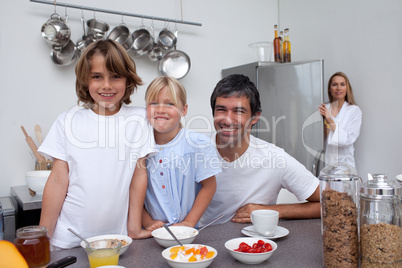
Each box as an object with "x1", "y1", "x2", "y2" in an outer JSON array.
[
  {"x1": 41, "y1": 13, "x2": 71, "y2": 50},
  {"x1": 158, "y1": 28, "x2": 177, "y2": 50},
  {"x1": 50, "y1": 39, "x2": 77, "y2": 66},
  {"x1": 76, "y1": 15, "x2": 93, "y2": 57},
  {"x1": 86, "y1": 18, "x2": 110, "y2": 41},
  {"x1": 107, "y1": 24, "x2": 134, "y2": 51},
  {"x1": 131, "y1": 26, "x2": 154, "y2": 56},
  {"x1": 159, "y1": 49, "x2": 191, "y2": 79},
  {"x1": 148, "y1": 43, "x2": 164, "y2": 61}
]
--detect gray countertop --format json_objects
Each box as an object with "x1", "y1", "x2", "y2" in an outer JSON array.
[
  {"x1": 11, "y1": 185, "x2": 42, "y2": 210},
  {"x1": 50, "y1": 218, "x2": 323, "y2": 267}
]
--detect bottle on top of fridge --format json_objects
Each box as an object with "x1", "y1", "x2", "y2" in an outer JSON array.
[
  {"x1": 273, "y1": 25, "x2": 281, "y2": 62},
  {"x1": 283, "y1": 28, "x2": 291, "y2": 62},
  {"x1": 279, "y1": 30, "x2": 284, "y2": 63}
]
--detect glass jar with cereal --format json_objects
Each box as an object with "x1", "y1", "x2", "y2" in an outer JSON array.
[
  {"x1": 360, "y1": 174, "x2": 401, "y2": 267},
  {"x1": 319, "y1": 163, "x2": 360, "y2": 268}
]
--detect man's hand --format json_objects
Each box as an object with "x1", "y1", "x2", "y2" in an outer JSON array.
[{"x1": 231, "y1": 203, "x2": 264, "y2": 223}]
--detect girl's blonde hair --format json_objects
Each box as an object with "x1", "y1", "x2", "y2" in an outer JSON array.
[
  {"x1": 145, "y1": 76, "x2": 187, "y2": 108},
  {"x1": 328, "y1": 71, "x2": 357, "y2": 105},
  {"x1": 75, "y1": 40, "x2": 143, "y2": 108}
]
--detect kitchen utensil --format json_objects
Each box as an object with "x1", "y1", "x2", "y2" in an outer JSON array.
[
  {"x1": 158, "y1": 24, "x2": 177, "y2": 50},
  {"x1": 46, "y1": 256, "x2": 77, "y2": 268},
  {"x1": 34, "y1": 124, "x2": 43, "y2": 145},
  {"x1": 197, "y1": 214, "x2": 224, "y2": 232},
  {"x1": 131, "y1": 21, "x2": 154, "y2": 56},
  {"x1": 250, "y1": 209, "x2": 279, "y2": 236},
  {"x1": 80, "y1": 234, "x2": 132, "y2": 255},
  {"x1": 159, "y1": 49, "x2": 191, "y2": 79},
  {"x1": 163, "y1": 224, "x2": 183, "y2": 246},
  {"x1": 50, "y1": 39, "x2": 77, "y2": 66},
  {"x1": 241, "y1": 227, "x2": 275, "y2": 237},
  {"x1": 148, "y1": 22, "x2": 164, "y2": 61},
  {"x1": 225, "y1": 237, "x2": 277, "y2": 265},
  {"x1": 25, "y1": 170, "x2": 51, "y2": 195},
  {"x1": 152, "y1": 226, "x2": 198, "y2": 248},
  {"x1": 87, "y1": 18, "x2": 110, "y2": 41},
  {"x1": 67, "y1": 228, "x2": 90, "y2": 246},
  {"x1": 107, "y1": 16, "x2": 134, "y2": 51},
  {"x1": 41, "y1": 13, "x2": 71, "y2": 50},
  {"x1": 21, "y1": 126, "x2": 45, "y2": 162},
  {"x1": 76, "y1": 12, "x2": 93, "y2": 57}
]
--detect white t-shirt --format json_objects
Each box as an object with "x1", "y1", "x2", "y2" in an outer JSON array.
[
  {"x1": 325, "y1": 102, "x2": 362, "y2": 168},
  {"x1": 38, "y1": 105, "x2": 156, "y2": 248},
  {"x1": 199, "y1": 135, "x2": 319, "y2": 226}
]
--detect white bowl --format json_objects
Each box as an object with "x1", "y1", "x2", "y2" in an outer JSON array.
[
  {"x1": 162, "y1": 244, "x2": 217, "y2": 268},
  {"x1": 152, "y1": 226, "x2": 199, "y2": 248},
  {"x1": 225, "y1": 237, "x2": 277, "y2": 264},
  {"x1": 80, "y1": 234, "x2": 132, "y2": 255},
  {"x1": 25, "y1": 170, "x2": 51, "y2": 194}
]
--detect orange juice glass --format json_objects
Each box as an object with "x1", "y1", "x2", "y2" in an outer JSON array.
[{"x1": 85, "y1": 239, "x2": 121, "y2": 268}]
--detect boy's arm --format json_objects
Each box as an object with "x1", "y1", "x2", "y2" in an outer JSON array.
[
  {"x1": 127, "y1": 157, "x2": 152, "y2": 239},
  {"x1": 176, "y1": 176, "x2": 217, "y2": 227},
  {"x1": 39, "y1": 158, "x2": 69, "y2": 238}
]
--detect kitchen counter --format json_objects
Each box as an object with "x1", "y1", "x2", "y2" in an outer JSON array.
[
  {"x1": 50, "y1": 218, "x2": 323, "y2": 267},
  {"x1": 11, "y1": 185, "x2": 42, "y2": 211}
]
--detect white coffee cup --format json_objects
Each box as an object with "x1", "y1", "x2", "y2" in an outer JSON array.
[{"x1": 251, "y1": 209, "x2": 279, "y2": 236}]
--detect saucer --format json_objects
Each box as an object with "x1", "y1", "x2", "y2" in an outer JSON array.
[{"x1": 242, "y1": 225, "x2": 289, "y2": 239}]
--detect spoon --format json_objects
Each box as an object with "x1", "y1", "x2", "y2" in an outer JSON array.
[
  {"x1": 67, "y1": 228, "x2": 90, "y2": 246},
  {"x1": 163, "y1": 224, "x2": 183, "y2": 246},
  {"x1": 34, "y1": 124, "x2": 43, "y2": 145},
  {"x1": 197, "y1": 214, "x2": 224, "y2": 232},
  {"x1": 242, "y1": 227, "x2": 275, "y2": 237}
]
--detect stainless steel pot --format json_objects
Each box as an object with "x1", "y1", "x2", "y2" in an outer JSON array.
[
  {"x1": 159, "y1": 49, "x2": 191, "y2": 79},
  {"x1": 148, "y1": 43, "x2": 164, "y2": 61},
  {"x1": 41, "y1": 13, "x2": 71, "y2": 50},
  {"x1": 107, "y1": 24, "x2": 134, "y2": 51},
  {"x1": 131, "y1": 27, "x2": 154, "y2": 56},
  {"x1": 76, "y1": 16, "x2": 93, "y2": 57},
  {"x1": 87, "y1": 18, "x2": 110, "y2": 41},
  {"x1": 50, "y1": 39, "x2": 77, "y2": 66},
  {"x1": 158, "y1": 28, "x2": 177, "y2": 50}
]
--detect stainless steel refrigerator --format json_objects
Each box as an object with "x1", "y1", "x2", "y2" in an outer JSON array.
[{"x1": 222, "y1": 60, "x2": 325, "y2": 176}]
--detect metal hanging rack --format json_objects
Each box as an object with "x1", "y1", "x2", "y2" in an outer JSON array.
[{"x1": 30, "y1": 0, "x2": 202, "y2": 27}]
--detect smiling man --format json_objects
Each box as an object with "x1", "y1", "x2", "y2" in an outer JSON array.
[{"x1": 200, "y1": 74, "x2": 321, "y2": 226}]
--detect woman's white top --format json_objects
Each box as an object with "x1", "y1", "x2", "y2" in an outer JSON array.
[{"x1": 325, "y1": 102, "x2": 362, "y2": 168}]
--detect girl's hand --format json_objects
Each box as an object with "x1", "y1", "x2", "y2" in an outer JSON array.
[
  {"x1": 144, "y1": 220, "x2": 165, "y2": 231},
  {"x1": 318, "y1": 103, "x2": 330, "y2": 121},
  {"x1": 172, "y1": 220, "x2": 193, "y2": 228}
]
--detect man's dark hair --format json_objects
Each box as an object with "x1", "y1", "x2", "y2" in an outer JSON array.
[{"x1": 210, "y1": 74, "x2": 262, "y2": 116}]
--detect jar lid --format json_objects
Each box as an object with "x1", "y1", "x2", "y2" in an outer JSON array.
[
  {"x1": 319, "y1": 163, "x2": 360, "y2": 181},
  {"x1": 360, "y1": 174, "x2": 401, "y2": 198}
]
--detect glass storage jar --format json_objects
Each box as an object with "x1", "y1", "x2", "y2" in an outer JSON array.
[
  {"x1": 14, "y1": 225, "x2": 50, "y2": 268},
  {"x1": 319, "y1": 163, "x2": 360, "y2": 268},
  {"x1": 360, "y1": 174, "x2": 401, "y2": 267}
]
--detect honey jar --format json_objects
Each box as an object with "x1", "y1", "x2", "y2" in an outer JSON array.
[{"x1": 14, "y1": 226, "x2": 50, "y2": 268}]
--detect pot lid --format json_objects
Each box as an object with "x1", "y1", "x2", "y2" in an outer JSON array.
[
  {"x1": 360, "y1": 174, "x2": 401, "y2": 198},
  {"x1": 318, "y1": 163, "x2": 360, "y2": 181}
]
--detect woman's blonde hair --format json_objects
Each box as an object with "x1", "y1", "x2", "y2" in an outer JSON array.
[
  {"x1": 328, "y1": 71, "x2": 357, "y2": 105},
  {"x1": 75, "y1": 40, "x2": 143, "y2": 108},
  {"x1": 145, "y1": 76, "x2": 187, "y2": 108}
]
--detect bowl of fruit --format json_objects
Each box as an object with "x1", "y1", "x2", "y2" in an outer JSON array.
[
  {"x1": 224, "y1": 237, "x2": 277, "y2": 264},
  {"x1": 161, "y1": 244, "x2": 217, "y2": 268}
]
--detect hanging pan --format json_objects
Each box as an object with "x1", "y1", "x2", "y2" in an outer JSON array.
[{"x1": 158, "y1": 49, "x2": 191, "y2": 79}]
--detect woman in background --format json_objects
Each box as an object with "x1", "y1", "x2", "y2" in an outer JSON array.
[{"x1": 318, "y1": 71, "x2": 362, "y2": 168}]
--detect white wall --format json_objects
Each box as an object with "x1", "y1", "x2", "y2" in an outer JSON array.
[
  {"x1": 0, "y1": 0, "x2": 277, "y2": 196},
  {"x1": 279, "y1": 0, "x2": 402, "y2": 181},
  {"x1": 1, "y1": 0, "x2": 401, "y2": 198}
]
